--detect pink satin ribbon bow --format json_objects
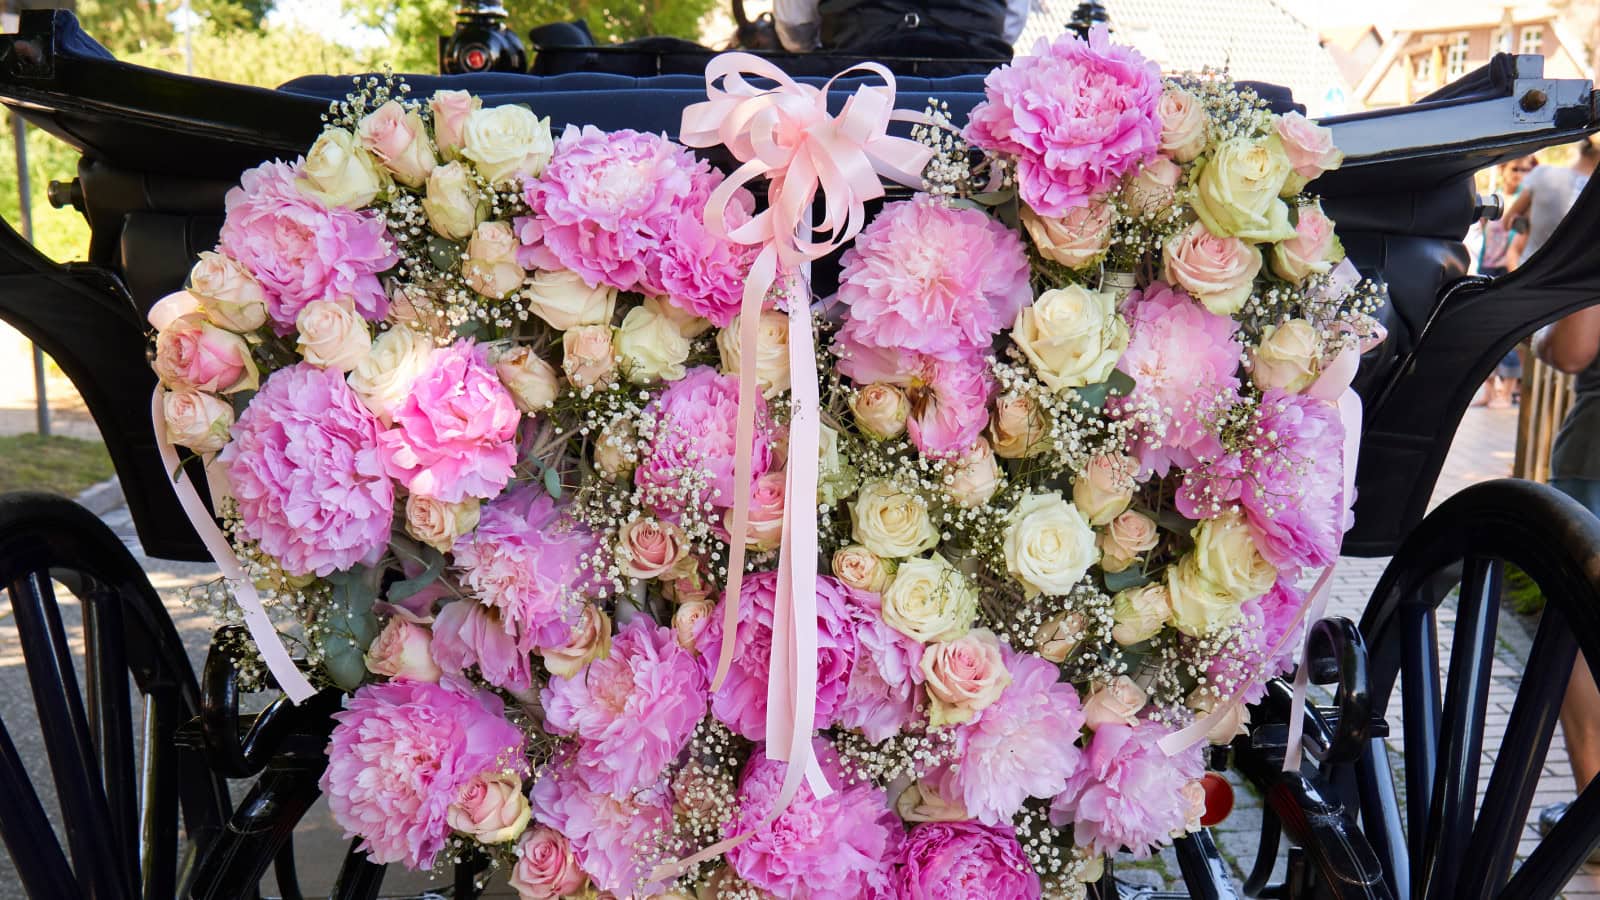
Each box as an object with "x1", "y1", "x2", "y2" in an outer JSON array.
[{"x1": 652, "y1": 53, "x2": 932, "y2": 881}]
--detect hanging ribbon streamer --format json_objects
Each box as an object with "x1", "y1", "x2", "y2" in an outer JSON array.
[
  {"x1": 649, "y1": 54, "x2": 933, "y2": 881},
  {"x1": 152, "y1": 387, "x2": 317, "y2": 703}
]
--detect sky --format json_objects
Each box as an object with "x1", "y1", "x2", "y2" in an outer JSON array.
[{"x1": 265, "y1": 0, "x2": 386, "y2": 48}]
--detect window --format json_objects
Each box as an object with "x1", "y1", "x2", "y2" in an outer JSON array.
[
  {"x1": 1447, "y1": 35, "x2": 1470, "y2": 77},
  {"x1": 1414, "y1": 51, "x2": 1432, "y2": 81},
  {"x1": 1520, "y1": 25, "x2": 1544, "y2": 55}
]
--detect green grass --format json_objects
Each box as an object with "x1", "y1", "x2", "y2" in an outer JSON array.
[{"x1": 0, "y1": 433, "x2": 114, "y2": 496}]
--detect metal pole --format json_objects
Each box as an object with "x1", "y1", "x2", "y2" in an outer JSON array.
[
  {"x1": 8, "y1": 109, "x2": 49, "y2": 436},
  {"x1": 182, "y1": 0, "x2": 194, "y2": 75}
]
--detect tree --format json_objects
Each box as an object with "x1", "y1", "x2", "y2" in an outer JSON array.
[{"x1": 74, "y1": 0, "x2": 272, "y2": 54}]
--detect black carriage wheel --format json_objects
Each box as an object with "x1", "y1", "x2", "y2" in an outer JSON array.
[
  {"x1": 1353, "y1": 478, "x2": 1600, "y2": 900},
  {"x1": 0, "y1": 491, "x2": 229, "y2": 899}
]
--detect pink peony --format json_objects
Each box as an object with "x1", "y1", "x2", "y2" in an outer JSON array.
[
  {"x1": 1206, "y1": 578, "x2": 1305, "y2": 705},
  {"x1": 378, "y1": 340, "x2": 520, "y2": 503},
  {"x1": 835, "y1": 336, "x2": 994, "y2": 457},
  {"x1": 635, "y1": 366, "x2": 774, "y2": 517},
  {"x1": 530, "y1": 752, "x2": 676, "y2": 897},
  {"x1": 1050, "y1": 721, "x2": 1203, "y2": 858},
  {"x1": 966, "y1": 26, "x2": 1162, "y2": 217},
  {"x1": 518, "y1": 125, "x2": 706, "y2": 293},
  {"x1": 542, "y1": 618, "x2": 707, "y2": 798},
  {"x1": 451, "y1": 487, "x2": 595, "y2": 652},
  {"x1": 839, "y1": 587, "x2": 925, "y2": 742},
  {"x1": 220, "y1": 363, "x2": 393, "y2": 577},
  {"x1": 891, "y1": 821, "x2": 1042, "y2": 900},
  {"x1": 835, "y1": 196, "x2": 1030, "y2": 360},
  {"x1": 698, "y1": 572, "x2": 859, "y2": 741},
  {"x1": 321, "y1": 677, "x2": 526, "y2": 870},
  {"x1": 726, "y1": 741, "x2": 902, "y2": 900},
  {"x1": 950, "y1": 646, "x2": 1086, "y2": 826},
  {"x1": 219, "y1": 160, "x2": 396, "y2": 332},
  {"x1": 647, "y1": 168, "x2": 761, "y2": 327},
  {"x1": 1113, "y1": 282, "x2": 1243, "y2": 476},
  {"x1": 430, "y1": 599, "x2": 532, "y2": 693}
]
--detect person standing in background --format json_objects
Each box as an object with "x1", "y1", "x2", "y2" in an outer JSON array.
[
  {"x1": 1473, "y1": 155, "x2": 1536, "y2": 406},
  {"x1": 1506, "y1": 138, "x2": 1599, "y2": 265}
]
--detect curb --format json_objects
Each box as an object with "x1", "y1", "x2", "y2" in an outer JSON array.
[{"x1": 75, "y1": 475, "x2": 124, "y2": 517}]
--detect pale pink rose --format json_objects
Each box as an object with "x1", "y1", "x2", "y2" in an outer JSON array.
[
  {"x1": 446, "y1": 771, "x2": 531, "y2": 844},
  {"x1": 541, "y1": 604, "x2": 612, "y2": 678},
  {"x1": 832, "y1": 545, "x2": 892, "y2": 593},
  {"x1": 849, "y1": 382, "x2": 910, "y2": 439},
  {"x1": 1122, "y1": 156, "x2": 1183, "y2": 217},
  {"x1": 1034, "y1": 610, "x2": 1087, "y2": 663},
  {"x1": 464, "y1": 221, "x2": 526, "y2": 300},
  {"x1": 990, "y1": 393, "x2": 1050, "y2": 458},
  {"x1": 295, "y1": 300, "x2": 370, "y2": 372},
  {"x1": 1163, "y1": 221, "x2": 1263, "y2": 316},
  {"x1": 1189, "y1": 689, "x2": 1251, "y2": 745},
  {"x1": 1100, "y1": 509, "x2": 1160, "y2": 573},
  {"x1": 738, "y1": 472, "x2": 787, "y2": 551},
  {"x1": 895, "y1": 774, "x2": 971, "y2": 823},
  {"x1": 148, "y1": 290, "x2": 201, "y2": 331},
  {"x1": 357, "y1": 100, "x2": 436, "y2": 187},
  {"x1": 1112, "y1": 584, "x2": 1172, "y2": 645},
  {"x1": 673, "y1": 599, "x2": 712, "y2": 651},
  {"x1": 508, "y1": 826, "x2": 587, "y2": 899},
  {"x1": 1270, "y1": 203, "x2": 1342, "y2": 284},
  {"x1": 491, "y1": 345, "x2": 561, "y2": 413},
  {"x1": 946, "y1": 438, "x2": 1002, "y2": 508},
  {"x1": 1081, "y1": 675, "x2": 1148, "y2": 730},
  {"x1": 1181, "y1": 779, "x2": 1208, "y2": 833},
  {"x1": 920, "y1": 627, "x2": 1011, "y2": 727},
  {"x1": 617, "y1": 518, "x2": 688, "y2": 580},
  {"x1": 1158, "y1": 87, "x2": 1209, "y2": 162},
  {"x1": 1072, "y1": 453, "x2": 1135, "y2": 525},
  {"x1": 154, "y1": 314, "x2": 258, "y2": 394},
  {"x1": 364, "y1": 616, "x2": 443, "y2": 682},
  {"x1": 561, "y1": 325, "x2": 616, "y2": 388},
  {"x1": 1274, "y1": 112, "x2": 1342, "y2": 180},
  {"x1": 404, "y1": 494, "x2": 480, "y2": 553},
  {"x1": 189, "y1": 252, "x2": 268, "y2": 332},
  {"x1": 429, "y1": 90, "x2": 481, "y2": 160},
  {"x1": 1021, "y1": 200, "x2": 1114, "y2": 269},
  {"x1": 593, "y1": 419, "x2": 636, "y2": 480},
  {"x1": 162, "y1": 389, "x2": 234, "y2": 454}
]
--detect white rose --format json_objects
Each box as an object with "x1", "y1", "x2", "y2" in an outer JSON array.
[
  {"x1": 1013, "y1": 285, "x2": 1130, "y2": 393},
  {"x1": 463, "y1": 221, "x2": 526, "y2": 300},
  {"x1": 1167, "y1": 555, "x2": 1245, "y2": 636},
  {"x1": 1191, "y1": 512, "x2": 1277, "y2": 602},
  {"x1": 1002, "y1": 491, "x2": 1100, "y2": 597},
  {"x1": 491, "y1": 344, "x2": 561, "y2": 413},
  {"x1": 618, "y1": 297, "x2": 693, "y2": 383},
  {"x1": 162, "y1": 389, "x2": 234, "y2": 454},
  {"x1": 188, "y1": 252, "x2": 268, "y2": 333},
  {"x1": 650, "y1": 297, "x2": 713, "y2": 339},
  {"x1": 1082, "y1": 675, "x2": 1148, "y2": 730},
  {"x1": 297, "y1": 126, "x2": 385, "y2": 209},
  {"x1": 357, "y1": 100, "x2": 436, "y2": 188},
  {"x1": 881, "y1": 554, "x2": 978, "y2": 643},
  {"x1": 850, "y1": 383, "x2": 910, "y2": 439},
  {"x1": 421, "y1": 161, "x2": 484, "y2": 240},
  {"x1": 1072, "y1": 453, "x2": 1135, "y2": 525},
  {"x1": 832, "y1": 545, "x2": 893, "y2": 593},
  {"x1": 1111, "y1": 583, "x2": 1172, "y2": 645},
  {"x1": 717, "y1": 310, "x2": 790, "y2": 398},
  {"x1": 1193, "y1": 136, "x2": 1297, "y2": 243},
  {"x1": 1250, "y1": 319, "x2": 1323, "y2": 394},
  {"x1": 945, "y1": 438, "x2": 1002, "y2": 508},
  {"x1": 461, "y1": 104, "x2": 554, "y2": 185},
  {"x1": 524, "y1": 269, "x2": 616, "y2": 331},
  {"x1": 295, "y1": 300, "x2": 369, "y2": 372},
  {"x1": 895, "y1": 778, "x2": 970, "y2": 823},
  {"x1": 404, "y1": 493, "x2": 480, "y2": 553},
  {"x1": 1100, "y1": 509, "x2": 1160, "y2": 573},
  {"x1": 349, "y1": 324, "x2": 434, "y2": 422},
  {"x1": 850, "y1": 479, "x2": 939, "y2": 559}
]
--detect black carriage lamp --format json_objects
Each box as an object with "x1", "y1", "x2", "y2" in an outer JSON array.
[
  {"x1": 439, "y1": 0, "x2": 529, "y2": 75},
  {"x1": 1069, "y1": 0, "x2": 1111, "y2": 38}
]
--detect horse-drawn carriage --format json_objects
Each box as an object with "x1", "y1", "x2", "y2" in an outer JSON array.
[{"x1": 4, "y1": 8, "x2": 1600, "y2": 898}]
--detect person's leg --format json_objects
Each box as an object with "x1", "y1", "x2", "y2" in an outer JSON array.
[{"x1": 1550, "y1": 477, "x2": 1600, "y2": 793}]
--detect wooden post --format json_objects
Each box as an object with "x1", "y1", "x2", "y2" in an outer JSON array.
[{"x1": 1514, "y1": 342, "x2": 1575, "y2": 482}]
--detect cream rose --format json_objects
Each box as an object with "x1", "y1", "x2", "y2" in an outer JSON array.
[
  {"x1": 162, "y1": 389, "x2": 234, "y2": 454},
  {"x1": 561, "y1": 325, "x2": 617, "y2": 388},
  {"x1": 1111, "y1": 583, "x2": 1172, "y2": 645},
  {"x1": 1191, "y1": 512, "x2": 1277, "y2": 602},
  {"x1": 618, "y1": 517, "x2": 689, "y2": 579},
  {"x1": 1275, "y1": 111, "x2": 1343, "y2": 192},
  {"x1": 851, "y1": 383, "x2": 911, "y2": 439},
  {"x1": 618, "y1": 297, "x2": 693, "y2": 383},
  {"x1": 1035, "y1": 610, "x2": 1087, "y2": 663},
  {"x1": 298, "y1": 126, "x2": 385, "y2": 209},
  {"x1": 295, "y1": 300, "x2": 370, "y2": 372},
  {"x1": 818, "y1": 423, "x2": 858, "y2": 507},
  {"x1": 1003, "y1": 491, "x2": 1100, "y2": 597},
  {"x1": 524, "y1": 268, "x2": 616, "y2": 331},
  {"x1": 446, "y1": 772, "x2": 530, "y2": 844},
  {"x1": 428, "y1": 89, "x2": 481, "y2": 160},
  {"x1": 945, "y1": 438, "x2": 1002, "y2": 508},
  {"x1": 717, "y1": 310, "x2": 790, "y2": 398},
  {"x1": 594, "y1": 419, "x2": 637, "y2": 479},
  {"x1": 832, "y1": 545, "x2": 893, "y2": 593},
  {"x1": 673, "y1": 599, "x2": 712, "y2": 651},
  {"x1": 881, "y1": 554, "x2": 978, "y2": 643},
  {"x1": 349, "y1": 324, "x2": 433, "y2": 422},
  {"x1": 1082, "y1": 675, "x2": 1148, "y2": 730},
  {"x1": 189, "y1": 252, "x2": 268, "y2": 333},
  {"x1": 740, "y1": 472, "x2": 787, "y2": 551},
  {"x1": 1163, "y1": 221, "x2": 1263, "y2": 316},
  {"x1": 490, "y1": 344, "x2": 561, "y2": 413},
  {"x1": 1250, "y1": 319, "x2": 1323, "y2": 394},
  {"x1": 462, "y1": 221, "x2": 525, "y2": 300},
  {"x1": 1193, "y1": 136, "x2": 1296, "y2": 243},
  {"x1": 1122, "y1": 156, "x2": 1183, "y2": 217},
  {"x1": 990, "y1": 393, "x2": 1050, "y2": 458},
  {"x1": 357, "y1": 100, "x2": 435, "y2": 188},
  {"x1": 1158, "y1": 87, "x2": 1210, "y2": 162},
  {"x1": 421, "y1": 161, "x2": 484, "y2": 240},
  {"x1": 921, "y1": 628, "x2": 1011, "y2": 727},
  {"x1": 895, "y1": 777, "x2": 971, "y2": 823},
  {"x1": 542, "y1": 604, "x2": 612, "y2": 678},
  {"x1": 1099, "y1": 509, "x2": 1160, "y2": 573},
  {"x1": 850, "y1": 479, "x2": 939, "y2": 559},
  {"x1": 461, "y1": 104, "x2": 554, "y2": 185},
  {"x1": 1270, "y1": 202, "x2": 1344, "y2": 284},
  {"x1": 363, "y1": 616, "x2": 442, "y2": 682},
  {"x1": 1189, "y1": 688, "x2": 1251, "y2": 745},
  {"x1": 507, "y1": 826, "x2": 586, "y2": 899},
  {"x1": 1021, "y1": 201, "x2": 1114, "y2": 269},
  {"x1": 404, "y1": 493, "x2": 480, "y2": 553},
  {"x1": 1167, "y1": 555, "x2": 1245, "y2": 636},
  {"x1": 1072, "y1": 453, "x2": 1135, "y2": 526},
  {"x1": 1013, "y1": 285, "x2": 1130, "y2": 393},
  {"x1": 149, "y1": 290, "x2": 201, "y2": 331}
]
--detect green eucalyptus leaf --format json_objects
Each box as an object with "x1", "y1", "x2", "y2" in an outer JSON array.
[
  {"x1": 1103, "y1": 567, "x2": 1152, "y2": 593},
  {"x1": 326, "y1": 564, "x2": 381, "y2": 651},
  {"x1": 543, "y1": 465, "x2": 563, "y2": 500},
  {"x1": 971, "y1": 189, "x2": 1016, "y2": 206},
  {"x1": 427, "y1": 234, "x2": 462, "y2": 272},
  {"x1": 1073, "y1": 381, "x2": 1112, "y2": 409},
  {"x1": 1105, "y1": 368, "x2": 1136, "y2": 399},
  {"x1": 322, "y1": 635, "x2": 368, "y2": 691},
  {"x1": 387, "y1": 544, "x2": 446, "y2": 603},
  {"x1": 1157, "y1": 508, "x2": 1198, "y2": 537}
]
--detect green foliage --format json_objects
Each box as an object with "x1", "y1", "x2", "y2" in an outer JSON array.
[
  {"x1": 0, "y1": 433, "x2": 114, "y2": 496},
  {"x1": 75, "y1": 0, "x2": 271, "y2": 55},
  {"x1": 321, "y1": 564, "x2": 382, "y2": 690},
  {"x1": 0, "y1": 114, "x2": 91, "y2": 263}
]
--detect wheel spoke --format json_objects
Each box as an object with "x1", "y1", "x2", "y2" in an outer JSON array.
[
  {"x1": 84, "y1": 579, "x2": 141, "y2": 882},
  {"x1": 0, "y1": 712, "x2": 79, "y2": 896},
  {"x1": 1402, "y1": 603, "x2": 1442, "y2": 876},
  {"x1": 1499, "y1": 776, "x2": 1600, "y2": 897}
]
